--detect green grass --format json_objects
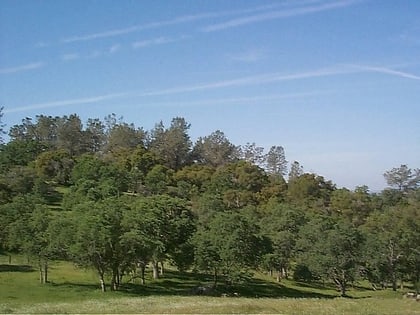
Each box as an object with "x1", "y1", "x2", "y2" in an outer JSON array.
[{"x1": 0, "y1": 254, "x2": 418, "y2": 314}]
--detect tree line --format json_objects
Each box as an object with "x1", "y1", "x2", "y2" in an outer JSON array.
[{"x1": 0, "y1": 111, "x2": 419, "y2": 296}]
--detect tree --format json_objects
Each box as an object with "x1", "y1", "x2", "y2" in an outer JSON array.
[
  {"x1": 192, "y1": 130, "x2": 238, "y2": 167},
  {"x1": 384, "y1": 164, "x2": 420, "y2": 192},
  {"x1": 56, "y1": 114, "x2": 86, "y2": 156},
  {"x1": 144, "y1": 165, "x2": 173, "y2": 195},
  {"x1": 297, "y1": 216, "x2": 363, "y2": 296},
  {"x1": 0, "y1": 139, "x2": 46, "y2": 172},
  {"x1": 260, "y1": 203, "x2": 307, "y2": 281},
  {"x1": 70, "y1": 198, "x2": 128, "y2": 291},
  {"x1": 35, "y1": 150, "x2": 74, "y2": 185},
  {"x1": 240, "y1": 142, "x2": 264, "y2": 166},
  {"x1": 125, "y1": 195, "x2": 195, "y2": 279},
  {"x1": 193, "y1": 212, "x2": 264, "y2": 286},
  {"x1": 5, "y1": 198, "x2": 54, "y2": 284},
  {"x1": 287, "y1": 173, "x2": 335, "y2": 211},
  {"x1": 105, "y1": 122, "x2": 145, "y2": 153},
  {"x1": 148, "y1": 118, "x2": 192, "y2": 170},
  {"x1": 0, "y1": 106, "x2": 5, "y2": 144},
  {"x1": 288, "y1": 161, "x2": 303, "y2": 181},
  {"x1": 264, "y1": 146, "x2": 287, "y2": 177},
  {"x1": 330, "y1": 186, "x2": 373, "y2": 226},
  {"x1": 0, "y1": 195, "x2": 36, "y2": 252},
  {"x1": 85, "y1": 118, "x2": 106, "y2": 153},
  {"x1": 361, "y1": 204, "x2": 419, "y2": 291}
]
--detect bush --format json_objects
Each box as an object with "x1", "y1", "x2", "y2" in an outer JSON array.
[{"x1": 293, "y1": 264, "x2": 313, "y2": 282}]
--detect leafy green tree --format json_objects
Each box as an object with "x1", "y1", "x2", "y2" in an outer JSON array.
[
  {"x1": 330, "y1": 186, "x2": 373, "y2": 226},
  {"x1": 0, "y1": 106, "x2": 6, "y2": 144},
  {"x1": 361, "y1": 203, "x2": 420, "y2": 291},
  {"x1": 399, "y1": 201, "x2": 420, "y2": 293},
  {"x1": 105, "y1": 122, "x2": 145, "y2": 153},
  {"x1": 85, "y1": 118, "x2": 106, "y2": 153},
  {"x1": 260, "y1": 203, "x2": 307, "y2": 281},
  {"x1": 70, "y1": 198, "x2": 128, "y2": 291},
  {"x1": 0, "y1": 166, "x2": 37, "y2": 197},
  {"x1": 56, "y1": 114, "x2": 86, "y2": 156},
  {"x1": 35, "y1": 150, "x2": 74, "y2": 185},
  {"x1": 192, "y1": 130, "x2": 238, "y2": 167},
  {"x1": 264, "y1": 145, "x2": 287, "y2": 177},
  {"x1": 9, "y1": 115, "x2": 60, "y2": 148},
  {"x1": 144, "y1": 165, "x2": 173, "y2": 195},
  {"x1": 240, "y1": 142, "x2": 264, "y2": 166},
  {"x1": 193, "y1": 212, "x2": 264, "y2": 286},
  {"x1": 126, "y1": 147, "x2": 160, "y2": 193},
  {"x1": 384, "y1": 164, "x2": 420, "y2": 192},
  {"x1": 288, "y1": 160, "x2": 304, "y2": 181},
  {"x1": 6, "y1": 199, "x2": 55, "y2": 284},
  {"x1": 125, "y1": 195, "x2": 195, "y2": 279},
  {"x1": 0, "y1": 195, "x2": 36, "y2": 251},
  {"x1": 204, "y1": 161, "x2": 268, "y2": 210},
  {"x1": 148, "y1": 117, "x2": 192, "y2": 170},
  {"x1": 288, "y1": 173, "x2": 335, "y2": 211},
  {"x1": 297, "y1": 216, "x2": 363, "y2": 296},
  {"x1": 0, "y1": 139, "x2": 46, "y2": 172}
]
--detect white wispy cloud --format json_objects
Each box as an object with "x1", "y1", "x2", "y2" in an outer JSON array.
[
  {"x1": 61, "y1": 53, "x2": 80, "y2": 62},
  {"x1": 347, "y1": 64, "x2": 420, "y2": 80},
  {"x1": 202, "y1": 0, "x2": 360, "y2": 32},
  {"x1": 35, "y1": 41, "x2": 50, "y2": 48},
  {"x1": 227, "y1": 49, "x2": 267, "y2": 63},
  {"x1": 6, "y1": 92, "x2": 128, "y2": 114},
  {"x1": 109, "y1": 44, "x2": 121, "y2": 54},
  {"x1": 132, "y1": 35, "x2": 188, "y2": 49},
  {"x1": 59, "y1": 3, "x2": 300, "y2": 44},
  {"x1": 0, "y1": 62, "x2": 45, "y2": 74},
  {"x1": 12, "y1": 62, "x2": 415, "y2": 114},
  {"x1": 135, "y1": 91, "x2": 333, "y2": 108},
  {"x1": 137, "y1": 66, "x2": 358, "y2": 97}
]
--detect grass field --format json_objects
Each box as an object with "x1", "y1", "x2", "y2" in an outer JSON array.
[{"x1": 0, "y1": 254, "x2": 418, "y2": 314}]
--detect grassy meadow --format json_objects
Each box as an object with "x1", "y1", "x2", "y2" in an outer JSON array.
[{"x1": 0, "y1": 254, "x2": 419, "y2": 314}]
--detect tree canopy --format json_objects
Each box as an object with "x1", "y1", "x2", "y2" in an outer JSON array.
[{"x1": 0, "y1": 112, "x2": 418, "y2": 295}]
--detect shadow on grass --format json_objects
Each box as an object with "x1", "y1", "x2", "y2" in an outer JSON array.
[
  {"x1": 0, "y1": 264, "x2": 34, "y2": 272},
  {"x1": 223, "y1": 277, "x2": 336, "y2": 299},
  {"x1": 27, "y1": 271, "x2": 366, "y2": 299},
  {"x1": 50, "y1": 270, "x2": 338, "y2": 299}
]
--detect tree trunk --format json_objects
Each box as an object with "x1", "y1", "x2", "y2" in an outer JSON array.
[
  {"x1": 152, "y1": 261, "x2": 159, "y2": 279},
  {"x1": 213, "y1": 268, "x2": 218, "y2": 287},
  {"x1": 99, "y1": 274, "x2": 106, "y2": 292},
  {"x1": 160, "y1": 261, "x2": 165, "y2": 276},
  {"x1": 39, "y1": 265, "x2": 44, "y2": 284},
  {"x1": 334, "y1": 277, "x2": 347, "y2": 297},
  {"x1": 283, "y1": 267, "x2": 289, "y2": 279},
  {"x1": 392, "y1": 273, "x2": 397, "y2": 291},
  {"x1": 111, "y1": 267, "x2": 119, "y2": 291},
  {"x1": 276, "y1": 270, "x2": 281, "y2": 282},
  {"x1": 43, "y1": 261, "x2": 48, "y2": 284},
  {"x1": 340, "y1": 283, "x2": 346, "y2": 297},
  {"x1": 38, "y1": 259, "x2": 47, "y2": 284},
  {"x1": 140, "y1": 263, "x2": 146, "y2": 285}
]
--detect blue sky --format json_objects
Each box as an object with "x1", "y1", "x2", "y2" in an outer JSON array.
[{"x1": 1, "y1": 0, "x2": 419, "y2": 191}]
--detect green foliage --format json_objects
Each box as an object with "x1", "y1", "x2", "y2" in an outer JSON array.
[
  {"x1": 192, "y1": 130, "x2": 238, "y2": 167},
  {"x1": 384, "y1": 164, "x2": 419, "y2": 192},
  {"x1": 0, "y1": 112, "x2": 419, "y2": 298},
  {"x1": 193, "y1": 212, "x2": 265, "y2": 285},
  {"x1": 297, "y1": 217, "x2": 364, "y2": 296}
]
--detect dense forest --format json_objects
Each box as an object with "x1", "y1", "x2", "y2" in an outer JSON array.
[{"x1": 0, "y1": 110, "x2": 419, "y2": 297}]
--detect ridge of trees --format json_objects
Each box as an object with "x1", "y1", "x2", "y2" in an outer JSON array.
[{"x1": 0, "y1": 112, "x2": 419, "y2": 296}]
